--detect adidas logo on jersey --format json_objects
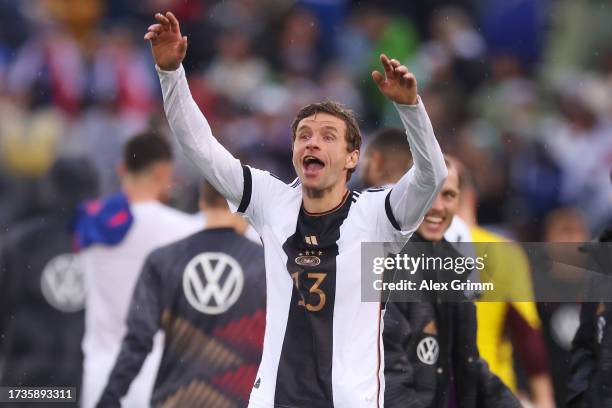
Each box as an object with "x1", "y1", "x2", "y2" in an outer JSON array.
[{"x1": 305, "y1": 235, "x2": 318, "y2": 245}]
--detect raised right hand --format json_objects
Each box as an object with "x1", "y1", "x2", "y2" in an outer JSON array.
[{"x1": 144, "y1": 11, "x2": 187, "y2": 71}]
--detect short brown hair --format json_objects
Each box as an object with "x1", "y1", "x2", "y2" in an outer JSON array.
[
  {"x1": 123, "y1": 131, "x2": 172, "y2": 174},
  {"x1": 200, "y1": 179, "x2": 228, "y2": 209},
  {"x1": 291, "y1": 100, "x2": 362, "y2": 180},
  {"x1": 291, "y1": 100, "x2": 361, "y2": 151}
]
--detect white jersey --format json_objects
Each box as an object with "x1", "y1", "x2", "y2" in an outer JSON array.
[
  {"x1": 157, "y1": 64, "x2": 447, "y2": 408},
  {"x1": 445, "y1": 215, "x2": 473, "y2": 243},
  {"x1": 81, "y1": 201, "x2": 200, "y2": 408}
]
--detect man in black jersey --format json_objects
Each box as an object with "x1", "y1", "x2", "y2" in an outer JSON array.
[
  {"x1": 362, "y1": 130, "x2": 519, "y2": 407},
  {"x1": 568, "y1": 237, "x2": 612, "y2": 408},
  {"x1": 96, "y1": 181, "x2": 266, "y2": 407},
  {"x1": 0, "y1": 157, "x2": 98, "y2": 389}
]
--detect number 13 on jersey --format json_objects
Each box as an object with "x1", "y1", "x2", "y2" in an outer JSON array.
[{"x1": 291, "y1": 272, "x2": 327, "y2": 312}]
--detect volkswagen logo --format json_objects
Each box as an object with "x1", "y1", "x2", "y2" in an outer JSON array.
[{"x1": 183, "y1": 252, "x2": 244, "y2": 315}]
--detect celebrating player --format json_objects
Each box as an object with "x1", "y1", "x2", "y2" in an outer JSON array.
[{"x1": 145, "y1": 11, "x2": 447, "y2": 408}]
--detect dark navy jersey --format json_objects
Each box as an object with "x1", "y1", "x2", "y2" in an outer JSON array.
[
  {"x1": 383, "y1": 234, "x2": 520, "y2": 408},
  {"x1": 0, "y1": 216, "x2": 85, "y2": 388},
  {"x1": 97, "y1": 228, "x2": 265, "y2": 408}
]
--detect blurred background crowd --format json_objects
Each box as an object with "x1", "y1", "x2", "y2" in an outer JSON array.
[
  {"x1": 1, "y1": 1, "x2": 612, "y2": 406},
  {"x1": 1, "y1": 0, "x2": 611, "y2": 240}
]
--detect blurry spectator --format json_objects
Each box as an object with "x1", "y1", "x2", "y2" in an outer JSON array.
[
  {"x1": 538, "y1": 208, "x2": 589, "y2": 407},
  {"x1": 44, "y1": 0, "x2": 104, "y2": 45},
  {"x1": 7, "y1": 30, "x2": 86, "y2": 114},
  {"x1": 0, "y1": 0, "x2": 28, "y2": 52},
  {"x1": 92, "y1": 25, "x2": 156, "y2": 121},
  {"x1": 0, "y1": 107, "x2": 63, "y2": 177},
  {"x1": 343, "y1": 6, "x2": 419, "y2": 122},
  {"x1": 457, "y1": 163, "x2": 556, "y2": 408},
  {"x1": 205, "y1": 28, "x2": 270, "y2": 107},
  {"x1": 298, "y1": 0, "x2": 349, "y2": 59},
  {"x1": 0, "y1": 105, "x2": 65, "y2": 228},
  {"x1": 0, "y1": 157, "x2": 98, "y2": 388},
  {"x1": 542, "y1": 78, "x2": 612, "y2": 231},
  {"x1": 413, "y1": 6, "x2": 487, "y2": 93},
  {"x1": 76, "y1": 132, "x2": 199, "y2": 408},
  {"x1": 481, "y1": 0, "x2": 548, "y2": 72},
  {"x1": 278, "y1": 8, "x2": 321, "y2": 78},
  {"x1": 510, "y1": 142, "x2": 564, "y2": 239}
]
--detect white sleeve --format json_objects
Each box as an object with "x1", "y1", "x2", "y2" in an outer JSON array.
[
  {"x1": 385, "y1": 97, "x2": 447, "y2": 234},
  {"x1": 230, "y1": 166, "x2": 290, "y2": 234},
  {"x1": 156, "y1": 64, "x2": 244, "y2": 207}
]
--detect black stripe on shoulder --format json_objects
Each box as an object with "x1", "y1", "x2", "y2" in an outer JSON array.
[
  {"x1": 270, "y1": 172, "x2": 282, "y2": 181},
  {"x1": 385, "y1": 190, "x2": 401, "y2": 231},
  {"x1": 289, "y1": 178, "x2": 301, "y2": 188},
  {"x1": 237, "y1": 165, "x2": 252, "y2": 213}
]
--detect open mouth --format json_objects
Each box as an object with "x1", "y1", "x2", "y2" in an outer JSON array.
[{"x1": 302, "y1": 155, "x2": 325, "y2": 176}]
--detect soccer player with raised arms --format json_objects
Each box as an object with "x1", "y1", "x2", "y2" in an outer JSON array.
[{"x1": 145, "y1": 11, "x2": 447, "y2": 408}]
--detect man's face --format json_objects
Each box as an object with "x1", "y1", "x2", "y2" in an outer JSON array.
[
  {"x1": 418, "y1": 165, "x2": 459, "y2": 242},
  {"x1": 292, "y1": 113, "x2": 358, "y2": 192}
]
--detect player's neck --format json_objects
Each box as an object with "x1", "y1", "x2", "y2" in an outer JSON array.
[
  {"x1": 302, "y1": 183, "x2": 349, "y2": 214},
  {"x1": 203, "y1": 209, "x2": 244, "y2": 233},
  {"x1": 122, "y1": 177, "x2": 162, "y2": 204}
]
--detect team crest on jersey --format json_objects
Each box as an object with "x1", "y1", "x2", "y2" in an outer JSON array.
[
  {"x1": 295, "y1": 251, "x2": 321, "y2": 267},
  {"x1": 40, "y1": 253, "x2": 86, "y2": 313},
  {"x1": 416, "y1": 336, "x2": 439, "y2": 365},
  {"x1": 183, "y1": 252, "x2": 244, "y2": 315}
]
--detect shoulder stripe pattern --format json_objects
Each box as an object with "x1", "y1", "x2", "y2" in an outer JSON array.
[
  {"x1": 289, "y1": 178, "x2": 301, "y2": 188},
  {"x1": 384, "y1": 190, "x2": 401, "y2": 231},
  {"x1": 237, "y1": 165, "x2": 252, "y2": 213}
]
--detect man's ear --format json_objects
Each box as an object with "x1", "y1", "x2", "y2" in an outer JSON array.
[{"x1": 346, "y1": 149, "x2": 360, "y2": 171}]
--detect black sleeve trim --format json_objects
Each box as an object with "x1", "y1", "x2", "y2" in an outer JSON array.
[
  {"x1": 237, "y1": 165, "x2": 252, "y2": 213},
  {"x1": 385, "y1": 190, "x2": 401, "y2": 231}
]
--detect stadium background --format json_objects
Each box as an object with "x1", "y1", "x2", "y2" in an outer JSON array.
[{"x1": 0, "y1": 0, "x2": 611, "y2": 405}]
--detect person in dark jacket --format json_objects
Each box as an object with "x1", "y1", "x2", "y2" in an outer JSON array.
[
  {"x1": 361, "y1": 128, "x2": 519, "y2": 408},
  {"x1": 0, "y1": 157, "x2": 98, "y2": 388},
  {"x1": 96, "y1": 181, "x2": 266, "y2": 408},
  {"x1": 567, "y1": 220, "x2": 612, "y2": 408}
]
